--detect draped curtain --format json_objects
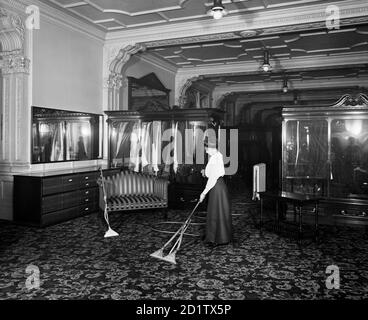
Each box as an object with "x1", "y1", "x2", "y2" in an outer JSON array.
[
  {"x1": 110, "y1": 120, "x2": 195, "y2": 175},
  {"x1": 151, "y1": 121, "x2": 162, "y2": 173},
  {"x1": 140, "y1": 122, "x2": 152, "y2": 169},
  {"x1": 112, "y1": 122, "x2": 135, "y2": 166},
  {"x1": 163, "y1": 121, "x2": 179, "y2": 173},
  {"x1": 129, "y1": 122, "x2": 141, "y2": 172},
  {"x1": 50, "y1": 122, "x2": 65, "y2": 161}
]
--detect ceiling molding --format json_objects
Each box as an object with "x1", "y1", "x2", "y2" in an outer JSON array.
[
  {"x1": 0, "y1": 0, "x2": 28, "y2": 13},
  {"x1": 176, "y1": 51, "x2": 368, "y2": 77},
  {"x1": 232, "y1": 87, "x2": 367, "y2": 104},
  {"x1": 105, "y1": 0, "x2": 368, "y2": 43},
  {"x1": 145, "y1": 25, "x2": 368, "y2": 71},
  {"x1": 141, "y1": 16, "x2": 368, "y2": 50},
  {"x1": 14, "y1": 0, "x2": 106, "y2": 43},
  {"x1": 137, "y1": 53, "x2": 178, "y2": 75},
  {"x1": 212, "y1": 76, "x2": 368, "y2": 95}
]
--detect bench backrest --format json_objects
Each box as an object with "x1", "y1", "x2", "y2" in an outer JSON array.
[{"x1": 103, "y1": 171, "x2": 168, "y2": 199}]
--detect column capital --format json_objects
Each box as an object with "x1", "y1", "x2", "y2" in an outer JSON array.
[
  {"x1": 107, "y1": 72, "x2": 123, "y2": 89},
  {"x1": 0, "y1": 54, "x2": 30, "y2": 74}
]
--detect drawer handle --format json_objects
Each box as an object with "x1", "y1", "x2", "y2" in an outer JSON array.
[
  {"x1": 68, "y1": 179, "x2": 73, "y2": 182},
  {"x1": 85, "y1": 183, "x2": 89, "y2": 186},
  {"x1": 85, "y1": 177, "x2": 89, "y2": 180},
  {"x1": 85, "y1": 199, "x2": 89, "y2": 202},
  {"x1": 85, "y1": 191, "x2": 89, "y2": 195},
  {"x1": 85, "y1": 207, "x2": 89, "y2": 211},
  {"x1": 190, "y1": 198, "x2": 198, "y2": 203}
]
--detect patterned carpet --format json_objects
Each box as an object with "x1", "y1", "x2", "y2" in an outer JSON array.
[{"x1": 0, "y1": 192, "x2": 367, "y2": 300}]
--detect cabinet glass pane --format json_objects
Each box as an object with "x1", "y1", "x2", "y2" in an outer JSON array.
[
  {"x1": 284, "y1": 120, "x2": 328, "y2": 195},
  {"x1": 330, "y1": 119, "x2": 368, "y2": 198},
  {"x1": 174, "y1": 121, "x2": 208, "y2": 183},
  {"x1": 31, "y1": 107, "x2": 102, "y2": 164},
  {"x1": 110, "y1": 121, "x2": 136, "y2": 167}
]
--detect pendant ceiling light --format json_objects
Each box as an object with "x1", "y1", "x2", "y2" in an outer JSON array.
[
  {"x1": 282, "y1": 78, "x2": 288, "y2": 93},
  {"x1": 208, "y1": 0, "x2": 228, "y2": 20},
  {"x1": 261, "y1": 50, "x2": 271, "y2": 72}
]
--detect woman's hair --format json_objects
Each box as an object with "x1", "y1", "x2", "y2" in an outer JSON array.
[{"x1": 204, "y1": 138, "x2": 217, "y2": 149}]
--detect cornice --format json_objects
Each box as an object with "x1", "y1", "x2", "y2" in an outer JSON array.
[
  {"x1": 105, "y1": 0, "x2": 368, "y2": 44},
  {"x1": 212, "y1": 76, "x2": 368, "y2": 94},
  {"x1": 176, "y1": 51, "x2": 368, "y2": 77},
  {"x1": 1, "y1": 0, "x2": 106, "y2": 43},
  {"x1": 137, "y1": 53, "x2": 178, "y2": 75},
  {"x1": 136, "y1": 15, "x2": 368, "y2": 49},
  {"x1": 0, "y1": 0, "x2": 28, "y2": 13}
]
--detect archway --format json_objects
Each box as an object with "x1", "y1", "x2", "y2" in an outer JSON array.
[{"x1": 107, "y1": 43, "x2": 146, "y2": 110}]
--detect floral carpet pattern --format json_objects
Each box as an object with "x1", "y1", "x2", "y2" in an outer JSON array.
[{"x1": 0, "y1": 192, "x2": 367, "y2": 300}]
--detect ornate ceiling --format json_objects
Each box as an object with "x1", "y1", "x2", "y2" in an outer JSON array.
[
  {"x1": 38, "y1": 0, "x2": 368, "y2": 98},
  {"x1": 40, "y1": 0, "x2": 348, "y2": 32},
  {"x1": 194, "y1": 65, "x2": 368, "y2": 87},
  {"x1": 142, "y1": 24, "x2": 368, "y2": 89},
  {"x1": 147, "y1": 25, "x2": 368, "y2": 68}
]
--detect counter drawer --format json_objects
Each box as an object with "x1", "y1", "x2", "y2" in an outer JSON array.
[
  {"x1": 42, "y1": 194, "x2": 63, "y2": 214},
  {"x1": 42, "y1": 177, "x2": 63, "y2": 195},
  {"x1": 62, "y1": 175, "x2": 82, "y2": 192}
]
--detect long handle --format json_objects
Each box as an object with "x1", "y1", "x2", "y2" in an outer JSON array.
[
  {"x1": 162, "y1": 222, "x2": 186, "y2": 249},
  {"x1": 99, "y1": 168, "x2": 111, "y2": 228},
  {"x1": 187, "y1": 201, "x2": 201, "y2": 220},
  {"x1": 166, "y1": 201, "x2": 200, "y2": 253},
  {"x1": 162, "y1": 201, "x2": 200, "y2": 250},
  {"x1": 99, "y1": 167, "x2": 108, "y2": 202}
]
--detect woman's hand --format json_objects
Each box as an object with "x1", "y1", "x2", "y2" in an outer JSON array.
[
  {"x1": 199, "y1": 192, "x2": 206, "y2": 203},
  {"x1": 201, "y1": 169, "x2": 205, "y2": 177}
]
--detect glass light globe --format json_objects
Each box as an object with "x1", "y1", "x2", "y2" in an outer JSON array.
[
  {"x1": 212, "y1": 9, "x2": 223, "y2": 19},
  {"x1": 262, "y1": 64, "x2": 270, "y2": 72}
]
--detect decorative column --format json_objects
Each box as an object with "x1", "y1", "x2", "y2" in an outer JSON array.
[
  {"x1": 0, "y1": 6, "x2": 31, "y2": 221},
  {"x1": 0, "y1": 54, "x2": 30, "y2": 167},
  {"x1": 106, "y1": 72, "x2": 123, "y2": 111}
]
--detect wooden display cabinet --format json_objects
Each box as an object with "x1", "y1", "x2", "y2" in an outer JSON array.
[
  {"x1": 282, "y1": 93, "x2": 368, "y2": 225},
  {"x1": 105, "y1": 107, "x2": 225, "y2": 210}
]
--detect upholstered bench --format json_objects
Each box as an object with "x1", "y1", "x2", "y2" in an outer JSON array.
[{"x1": 99, "y1": 170, "x2": 169, "y2": 213}]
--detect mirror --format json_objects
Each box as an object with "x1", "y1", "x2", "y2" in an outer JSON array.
[
  {"x1": 31, "y1": 106, "x2": 103, "y2": 164},
  {"x1": 128, "y1": 73, "x2": 170, "y2": 111}
]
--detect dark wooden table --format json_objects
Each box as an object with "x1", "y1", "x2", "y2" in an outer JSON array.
[{"x1": 259, "y1": 191, "x2": 323, "y2": 243}]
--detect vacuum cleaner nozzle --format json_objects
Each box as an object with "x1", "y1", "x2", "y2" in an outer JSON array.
[
  {"x1": 150, "y1": 249, "x2": 164, "y2": 259},
  {"x1": 104, "y1": 227, "x2": 119, "y2": 238},
  {"x1": 150, "y1": 250, "x2": 177, "y2": 264}
]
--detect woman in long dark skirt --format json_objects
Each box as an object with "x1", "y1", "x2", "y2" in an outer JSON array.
[{"x1": 199, "y1": 140, "x2": 233, "y2": 246}]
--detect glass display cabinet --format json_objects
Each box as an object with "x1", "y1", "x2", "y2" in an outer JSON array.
[
  {"x1": 105, "y1": 106, "x2": 224, "y2": 209},
  {"x1": 282, "y1": 93, "x2": 368, "y2": 223},
  {"x1": 32, "y1": 107, "x2": 103, "y2": 164},
  {"x1": 105, "y1": 107, "x2": 223, "y2": 174}
]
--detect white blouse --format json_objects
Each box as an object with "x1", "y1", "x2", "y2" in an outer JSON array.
[{"x1": 202, "y1": 151, "x2": 225, "y2": 196}]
